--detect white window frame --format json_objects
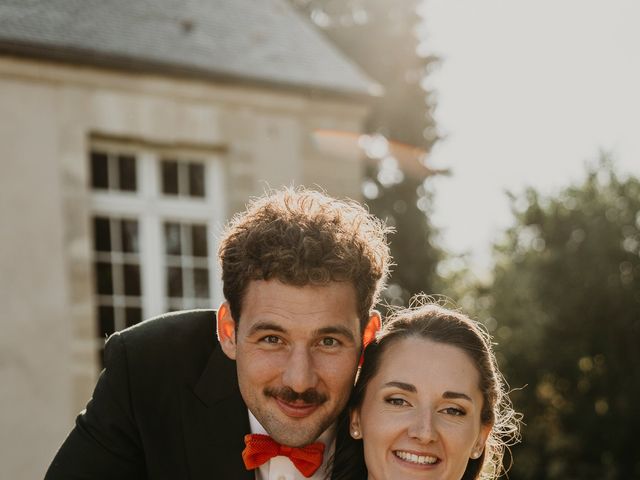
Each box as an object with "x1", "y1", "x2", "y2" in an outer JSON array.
[{"x1": 89, "y1": 140, "x2": 226, "y2": 324}]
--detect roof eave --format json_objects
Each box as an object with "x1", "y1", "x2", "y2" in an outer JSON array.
[{"x1": 0, "y1": 40, "x2": 382, "y2": 103}]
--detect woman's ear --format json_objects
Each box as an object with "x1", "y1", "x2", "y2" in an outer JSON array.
[
  {"x1": 217, "y1": 302, "x2": 237, "y2": 360},
  {"x1": 349, "y1": 409, "x2": 362, "y2": 440},
  {"x1": 470, "y1": 424, "x2": 492, "y2": 459}
]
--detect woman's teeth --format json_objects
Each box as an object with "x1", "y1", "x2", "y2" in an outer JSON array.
[{"x1": 394, "y1": 450, "x2": 438, "y2": 465}]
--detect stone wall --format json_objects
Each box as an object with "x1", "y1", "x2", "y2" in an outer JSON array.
[{"x1": 0, "y1": 56, "x2": 369, "y2": 478}]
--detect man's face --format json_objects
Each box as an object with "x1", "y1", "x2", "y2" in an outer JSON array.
[{"x1": 218, "y1": 279, "x2": 378, "y2": 447}]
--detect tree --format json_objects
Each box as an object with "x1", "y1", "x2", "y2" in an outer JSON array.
[
  {"x1": 481, "y1": 157, "x2": 640, "y2": 479},
  {"x1": 364, "y1": 166, "x2": 444, "y2": 305},
  {"x1": 290, "y1": 0, "x2": 445, "y2": 303},
  {"x1": 290, "y1": 0, "x2": 439, "y2": 148}
]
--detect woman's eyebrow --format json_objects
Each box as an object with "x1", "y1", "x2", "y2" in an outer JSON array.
[
  {"x1": 442, "y1": 391, "x2": 473, "y2": 402},
  {"x1": 383, "y1": 381, "x2": 417, "y2": 393},
  {"x1": 380, "y1": 384, "x2": 474, "y2": 401}
]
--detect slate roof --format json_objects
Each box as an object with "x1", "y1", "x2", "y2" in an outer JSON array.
[{"x1": 0, "y1": 0, "x2": 378, "y2": 97}]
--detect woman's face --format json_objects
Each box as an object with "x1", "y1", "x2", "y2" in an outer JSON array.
[{"x1": 350, "y1": 337, "x2": 491, "y2": 480}]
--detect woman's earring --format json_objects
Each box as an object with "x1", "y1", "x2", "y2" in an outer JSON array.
[
  {"x1": 470, "y1": 450, "x2": 481, "y2": 459},
  {"x1": 351, "y1": 429, "x2": 361, "y2": 439}
]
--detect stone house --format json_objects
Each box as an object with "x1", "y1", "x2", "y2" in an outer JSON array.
[{"x1": 0, "y1": 0, "x2": 378, "y2": 476}]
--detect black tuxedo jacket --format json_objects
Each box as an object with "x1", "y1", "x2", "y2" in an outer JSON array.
[{"x1": 45, "y1": 309, "x2": 346, "y2": 480}]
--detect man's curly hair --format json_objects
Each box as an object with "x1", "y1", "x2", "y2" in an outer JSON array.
[{"x1": 218, "y1": 187, "x2": 392, "y2": 328}]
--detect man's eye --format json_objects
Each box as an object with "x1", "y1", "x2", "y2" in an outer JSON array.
[
  {"x1": 319, "y1": 337, "x2": 339, "y2": 347},
  {"x1": 261, "y1": 335, "x2": 282, "y2": 344}
]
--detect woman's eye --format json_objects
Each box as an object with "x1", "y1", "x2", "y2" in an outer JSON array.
[
  {"x1": 442, "y1": 407, "x2": 466, "y2": 416},
  {"x1": 385, "y1": 397, "x2": 409, "y2": 407}
]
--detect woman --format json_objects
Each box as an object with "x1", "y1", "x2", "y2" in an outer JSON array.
[{"x1": 332, "y1": 302, "x2": 520, "y2": 480}]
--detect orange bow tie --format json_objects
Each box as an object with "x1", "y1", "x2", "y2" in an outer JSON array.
[{"x1": 242, "y1": 433, "x2": 326, "y2": 478}]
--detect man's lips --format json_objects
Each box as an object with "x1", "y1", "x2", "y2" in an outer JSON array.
[{"x1": 274, "y1": 398, "x2": 320, "y2": 418}]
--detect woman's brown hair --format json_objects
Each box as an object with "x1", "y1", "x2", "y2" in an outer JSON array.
[{"x1": 332, "y1": 299, "x2": 521, "y2": 480}]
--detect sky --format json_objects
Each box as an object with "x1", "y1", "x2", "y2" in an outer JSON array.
[{"x1": 418, "y1": 0, "x2": 640, "y2": 274}]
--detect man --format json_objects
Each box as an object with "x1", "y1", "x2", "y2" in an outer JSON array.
[{"x1": 45, "y1": 187, "x2": 391, "y2": 479}]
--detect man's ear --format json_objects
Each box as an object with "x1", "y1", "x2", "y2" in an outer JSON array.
[
  {"x1": 362, "y1": 311, "x2": 381, "y2": 349},
  {"x1": 217, "y1": 302, "x2": 238, "y2": 360}
]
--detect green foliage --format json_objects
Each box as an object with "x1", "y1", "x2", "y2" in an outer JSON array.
[
  {"x1": 365, "y1": 169, "x2": 445, "y2": 306},
  {"x1": 290, "y1": 0, "x2": 445, "y2": 305},
  {"x1": 289, "y1": 0, "x2": 439, "y2": 148},
  {"x1": 483, "y1": 157, "x2": 640, "y2": 479}
]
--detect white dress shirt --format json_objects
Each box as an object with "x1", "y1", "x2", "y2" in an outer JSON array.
[{"x1": 248, "y1": 410, "x2": 336, "y2": 480}]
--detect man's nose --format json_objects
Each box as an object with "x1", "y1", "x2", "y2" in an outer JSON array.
[
  {"x1": 281, "y1": 346, "x2": 318, "y2": 393},
  {"x1": 407, "y1": 409, "x2": 438, "y2": 443}
]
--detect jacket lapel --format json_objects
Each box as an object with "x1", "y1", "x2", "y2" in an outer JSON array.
[{"x1": 181, "y1": 344, "x2": 254, "y2": 480}]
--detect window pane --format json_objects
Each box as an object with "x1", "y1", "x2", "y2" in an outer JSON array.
[
  {"x1": 121, "y1": 219, "x2": 139, "y2": 253},
  {"x1": 161, "y1": 160, "x2": 179, "y2": 195},
  {"x1": 123, "y1": 263, "x2": 141, "y2": 296},
  {"x1": 168, "y1": 300, "x2": 183, "y2": 312},
  {"x1": 94, "y1": 217, "x2": 111, "y2": 252},
  {"x1": 118, "y1": 154, "x2": 137, "y2": 192},
  {"x1": 125, "y1": 307, "x2": 142, "y2": 328},
  {"x1": 164, "y1": 222, "x2": 182, "y2": 255},
  {"x1": 98, "y1": 305, "x2": 115, "y2": 337},
  {"x1": 95, "y1": 262, "x2": 113, "y2": 295},
  {"x1": 166, "y1": 266, "x2": 183, "y2": 297},
  {"x1": 189, "y1": 162, "x2": 205, "y2": 197},
  {"x1": 191, "y1": 224, "x2": 208, "y2": 257},
  {"x1": 90, "y1": 151, "x2": 109, "y2": 189},
  {"x1": 194, "y1": 267, "x2": 209, "y2": 298}
]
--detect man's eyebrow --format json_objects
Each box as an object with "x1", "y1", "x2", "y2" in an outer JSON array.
[
  {"x1": 245, "y1": 323, "x2": 357, "y2": 342},
  {"x1": 246, "y1": 322, "x2": 286, "y2": 336},
  {"x1": 383, "y1": 381, "x2": 417, "y2": 393},
  {"x1": 314, "y1": 326, "x2": 356, "y2": 342},
  {"x1": 443, "y1": 391, "x2": 473, "y2": 402}
]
